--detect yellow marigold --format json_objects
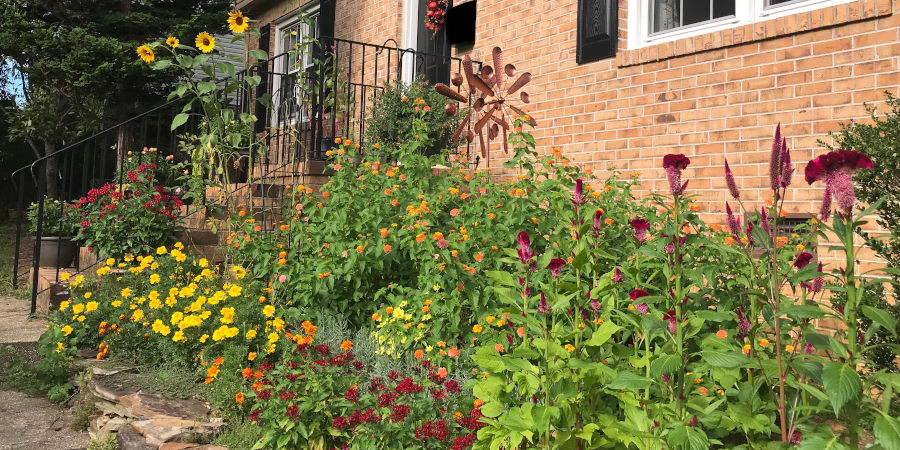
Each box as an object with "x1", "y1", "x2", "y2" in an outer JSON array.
[
  {"x1": 246, "y1": 329, "x2": 257, "y2": 339},
  {"x1": 72, "y1": 303, "x2": 85, "y2": 314},
  {"x1": 227, "y1": 285, "x2": 242, "y2": 297},
  {"x1": 150, "y1": 274, "x2": 161, "y2": 284},
  {"x1": 62, "y1": 325, "x2": 73, "y2": 336},
  {"x1": 268, "y1": 332, "x2": 279, "y2": 343},
  {"x1": 473, "y1": 324, "x2": 482, "y2": 333},
  {"x1": 263, "y1": 305, "x2": 275, "y2": 317},
  {"x1": 60, "y1": 301, "x2": 70, "y2": 311},
  {"x1": 86, "y1": 301, "x2": 98, "y2": 312}
]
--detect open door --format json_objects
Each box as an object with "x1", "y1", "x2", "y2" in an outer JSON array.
[{"x1": 416, "y1": 0, "x2": 452, "y2": 85}]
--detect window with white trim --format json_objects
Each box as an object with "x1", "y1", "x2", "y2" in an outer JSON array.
[
  {"x1": 627, "y1": 0, "x2": 857, "y2": 50},
  {"x1": 272, "y1": 5, "x2": 320, "y2": 125}
]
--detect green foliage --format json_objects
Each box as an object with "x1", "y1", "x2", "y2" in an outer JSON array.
[
  {"x1": 71, "y1": 401, "x2": 101, "y2": 431},
  {"x1": 73, "y1": 164, "x2": 184, "y2": 260},
  {"x1": 364, "y1": 78, "x2": 462, "y2": 157},
  {"x1": 87, "y1": 434, "x2": 120, "y2": 450},
  {"x1": 26, "y1": 197, "x2": 79, "y2": 236},
  {"x1": 212, "y1": 422, "x2": 262, "y2": 450}
]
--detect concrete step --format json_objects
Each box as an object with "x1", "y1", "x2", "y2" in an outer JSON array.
[{"x1": 29, "y1": 267, "x2": 77, "y2": 314}]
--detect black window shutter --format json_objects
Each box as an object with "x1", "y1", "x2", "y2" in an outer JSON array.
[
  {"x1": 319, "y1": 0, "x2": 336, "y2": 39},
  {"x1": 254, "y1": 24, "x2": 271, "y2": 133},
  {"x1": 577, "y1": 0, "x2": 618, "y2": 64}
]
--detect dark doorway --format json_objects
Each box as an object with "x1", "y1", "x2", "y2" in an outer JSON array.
[{"x1": 416, "y1": 1, "x2": 453, "y2": 85}]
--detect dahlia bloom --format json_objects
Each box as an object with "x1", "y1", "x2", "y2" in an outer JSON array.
[{"x1": 804, "y1": 150, "x2": 873, "y2": 214}]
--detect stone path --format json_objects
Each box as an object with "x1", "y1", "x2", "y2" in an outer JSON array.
[
  {"x1": 0, "y1": 296, "x2": 89, "y2": 450},
  {"x1": 0, "y1": 390, "x2": 90, "y2": 450}
]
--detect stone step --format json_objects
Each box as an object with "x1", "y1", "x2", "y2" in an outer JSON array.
[{"x1": 30, "y1": 267, "x2": 77, "y2": 314}]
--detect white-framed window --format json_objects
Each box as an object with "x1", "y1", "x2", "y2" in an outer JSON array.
[
  {"x1": 627, "y1": 0, "x2": 857, "y2": 50},
  {"x1": 272, "y1": 4, "x2": 320, "y2": 125}
]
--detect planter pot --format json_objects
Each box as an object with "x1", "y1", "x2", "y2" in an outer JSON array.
[
  {"x1": 7, "y1": 209, "x2": 19, "y2": 220},
  {"x1": 38, "y1": 236, "x2": 77, "y2": 268}
]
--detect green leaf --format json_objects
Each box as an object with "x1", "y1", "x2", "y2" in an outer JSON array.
[
  {"x1": 607, "y1": 371, "x2": 652, "y2": 391},
  {"x1": 486, "y1": 270, "x2": 517, "y2": 287},
  {"x1": 197, "y1": 81, "x2": 217, "y2": 94},
  {"x1": 700, "y1": 351, "x2": 751, "y2": 368},
  {"x1": 874, "y1": 414, "x2": 900, "y2": 450},
  {"x1": 250, "y1": 49, "x2": 269, "y2": 60},
  {"x1": 171, "y1": 113, "x2": 189, "y2": 131},
  {"x1": 862, "y1": 306, "x2": 898, "y2": 336},
  {"x1": 480, "y1": 402, "x2": 505, "y2": 418},
  {"x1": 667, "y1": 425, "x2": 709, "y2": 450},
  {"x1": 821, "y1": 362, "x2": 861, "y2": 416},
  {"x1": 549, "y1": 378, "x2": 577, "y2": 401},
  {"x1": 778, "y1": 304, "x2": 827, "y2": 319},
  {"x1": 152, "y1": 59, "x2": 173, "y2": 70},
  {"x1": 498, "y1": 414, "x2": 531, "y2": 433},
  {"x1": 503, "y1": 357, "x2": 535, "y2": 373},
  {"x1": 650, "y1": 354, "x2": 681, "y2": 379},
  {"x1": 584, "y1": 321, "x2": 621, "y2": 347},
  {"x1": 797, "y1": 436, "x2": 850, "y2": 450},
  {"x1": 217, "y1": 62, "x2": 236, "y2": 78},
  {"x1": 471, "y1": 348, "x2": 505, "y2": 373}
]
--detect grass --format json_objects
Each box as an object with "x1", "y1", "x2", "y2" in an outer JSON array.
[
  {"x1": 70, "y1": 401, "x2": 100, "y2": 431},
  {"x1": 0, "y1": 221, "x2": 30, "y2": 299},
  {"x1": 212, "y1": 422, "x2": 262, "y2": 450},
  {"x1": 0, "y1": 345, "x2": 47, "y2": 396}
]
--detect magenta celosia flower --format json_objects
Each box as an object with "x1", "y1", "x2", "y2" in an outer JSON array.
[
  {"x1": 745, "y1": 221, "x2": 754, "y2": 246},
  {"x1": 629, "y1": 289, "x2": 649, "y2": 301},
  {"x1": 724, "y1": 159, "x2": 740, "y2": 200},
  {"x1": 663, "y1": 154, "x2": 691, "y2": 196},
  {"x1": 819, "y1": 186, "x2": 833, "y2": 221},
  {"x1": 636, "y1": 303, "x2": 648, "y2": 314},
  {"x1": 769, "y1": 125, "x2": 783, "y2": 191},
  {"x1": 810, "y1": 263, "x2": 824, "y2": 293},
  {"x1": 661, "y1": 374, "x2": 670, "y2": 383},
  {"x1": 689, "y1": 415, "x2": 698, "y2": 427},
  {"x1": 613, "y1": 267, "x2": 623, "y2": 283},
  {"x1": 804, "y1": 342, "x2": 815, "y2": 354},
  {"x1": 781, "y1": 144, "x2": 794, "y2": 188},
  {"x1": 664, "y1": 241, "x2": 675, "y2": 255},
  {"x1": 547, "y1": 258, "x2": 566, "y2": 278},
  {"x1": 630, "y1": 218, "x2": 650, "y2": 242},
  {"x1": 591, "y1": 296, "x2": 600, "y2": 312},
  {"x1": 794, "y1": 252, "x2": 814, "y2": 269},
  {"x1": 804, "y1": 150, "x2": 873, "y2": 213},
  {"x1": 791, "y1": 431, "x2": 802, "y2": 445},
  {"x1": 726, "y1": 203, "x2": 741, "y2": 237},
  {"x1": 516, "y1": 231, "x2": 534, "y2": 265},
  {"x1": 593, "y1": 209, "x2": 603, "y2": 230},
  {"x1": 538, "y1": 292, "x2": 551, "y2": 314},
  {"x1": 571, "y1": 179, "x2": 586, "y2": 206},
  {"x1": 663, "y1": 310, "x2": 677, "y2": 333}
]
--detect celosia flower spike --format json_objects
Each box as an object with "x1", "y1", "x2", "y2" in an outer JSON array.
[
  {"x1": 593, "y1": 209, "x2": 603, "y2": 230},
  {"x1": 538, "y1": 292, "x2": 551, "y2": 314},
  {"x1": 819, "y1": 186, "x2": 833, "y2": 221},
  {"x1": 571, "y1": 179, "x2": 586, "y2": 206},
  {"x1": 547, "y1": 258, "x2": 565, "y2": 278},
  {"x1": 810, "y1": 263, "x2": 824, "y2": 293},
  {"x1": 804, "y1": 150, "x2": 873, "y2": 214},
  {"x1": 780, "y1": 144, "x2": 793, "y2": 188},
  {"x1": 630, "y1": 218, "x2": 650, "y2": 242},
  {"x1": 725, "y1": 203, "x2": 741, "y2": 237},
  {"x1": 769, "y1": 125, "x2": 783, "y2": 192},
  {"x1": 724, "y1": 159, "x2": 740, "y2": 200}
]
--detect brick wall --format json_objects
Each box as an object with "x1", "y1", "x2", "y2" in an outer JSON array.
[{"x1": 450, "y1": 0, "x2": 898, "y2": 283}]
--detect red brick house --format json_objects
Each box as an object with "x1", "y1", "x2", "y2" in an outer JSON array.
[{"x1": 236, "y1": 0, "x2": 898, "y2": 273}]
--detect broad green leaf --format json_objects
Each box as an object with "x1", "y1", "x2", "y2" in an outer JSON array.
[
  {"x1": 650, "y1": 354, "x2": 681, "y2": 378},
  {"x1": 607, "y1": 371, "x2": 652, "y2": 391},
  {"x1": 862, "y1": 306, "x2": 898, "y2": 336},
  {"x1": 480, "y1": 402, "x2": 505, "y2": 418},
  {"x1": 701, "y1": 351, "x2": 751, "y2": 368},
  {"x1": 797, "y1": 436, "x2": 850, "y2": 450},
  {"x1": 667, "y1": 425, "x2": 709, "y2": 450},
  {"x1": 498, "y1": 413, "x2": 531, "y2": 433},
  {"x1": 821, "y1": 362, "x2": 861, "y2": 416},
  {"x1": 217, "y1": 62, "x2": 236, "y2": 78},
  {"x1": 778, "y1": 304, "x2": 827, "y2": 319},
  {"x1": 503, "y1": 357, "x2": 535, "y2": 373},
  {"x1": 584, "y1": 321, "x2": 621, "y2": 347},
  {"x1": 471, "y1": 348, "x2": 505, "y2": 373},
  {"x1": 171, "y1": 113, "x2": 189, "y2": 131},
  {"x1": 250, "y1": 49, "x2": 269, "y2": 60},
  {"x1": 152, "y1": 59, "x2": 173, "y2": 70},
  {"x1": 874, "y1": 414, "x2": 900, "y2": 450},
  {"x1": 549, "y1": 378, "x2": 577, "y2": 401},
  {"x1": 197, "y1": 81, "x2": 216, "y2": 94},
  {"x1": 486, "y1": 270, "x2": 517, "y2": 287}
]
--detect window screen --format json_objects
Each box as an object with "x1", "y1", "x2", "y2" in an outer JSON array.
[{"x1": 652, "y1": 0, "x2": 735, "y2": 33}]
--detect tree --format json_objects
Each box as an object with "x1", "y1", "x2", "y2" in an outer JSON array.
[{"x1": 0, "y1": 0, "x2": 231, "y2": 197}]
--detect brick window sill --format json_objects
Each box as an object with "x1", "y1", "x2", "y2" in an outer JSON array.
[{"x1": 617, "y1": 0, "x2": 892, "y2": 68}]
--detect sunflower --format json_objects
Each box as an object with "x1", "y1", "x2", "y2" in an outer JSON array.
[
  {"x1": 227, "y1": 11, "x2": 250, "y2": 34},
  {"x1": 136, "y1": 45, "x2": 155, "y2": 63},
  {"x1": 196, "y1": 32, "x2": 216, "y2": 53},
  {"x1": 166, "y1": 37, "x2": 179, "y2": 48}
]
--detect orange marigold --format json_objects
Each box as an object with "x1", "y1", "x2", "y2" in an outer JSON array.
[{"x1": 414, "y1": 349, "x2": 424, "y2": 359}]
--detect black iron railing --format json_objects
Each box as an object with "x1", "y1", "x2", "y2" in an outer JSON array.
[{"x1": 11, "y1": 37, "x2": 480, "y2": 314}]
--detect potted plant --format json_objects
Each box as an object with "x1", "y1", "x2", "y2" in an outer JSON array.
[{"x1": 27, "y1": 198, "x2": 80, "y2": 268}]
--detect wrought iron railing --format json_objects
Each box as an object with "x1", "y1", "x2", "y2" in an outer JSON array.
[{"x1": 10, "y1": 37, "x2": 480, "y2": 314}]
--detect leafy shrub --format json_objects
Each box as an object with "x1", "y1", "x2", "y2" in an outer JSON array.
[
  {"x1": 26, "y1": 198, "x2": 79, "y2": 236},
  {"x1": 48, "y1": 244, "x2": 273, "y2": 370},
  {"x1": 87, "y1": 434, "x2": 119, "y2": 450},
  {"x1": 73, "y1": 164, "x2": 184, "y2": 260},
  {"x1": 364, "y1": 77, "x2": 462, "y2": 157},
  {"x1": 244, "y1": 318, "x2": 482, "y2": 450}
]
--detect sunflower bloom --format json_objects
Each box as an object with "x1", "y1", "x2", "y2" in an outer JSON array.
[
  {"x1": 227, "y1": 11, "x2": 251, "y2": 34},
  {"x1": 196, "y1": 32, "x2": 216, "y2": 53},
  {"x1": 137, "y1": 45, "x2": 155, "y2": 63},
  {"x1": 166, "y1": 37, "x2": 179, "y2": 48}
]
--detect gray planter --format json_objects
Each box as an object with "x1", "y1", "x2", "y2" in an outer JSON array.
[{"x1": 38, "y1": 236, "x2": 77, "y2": 268}]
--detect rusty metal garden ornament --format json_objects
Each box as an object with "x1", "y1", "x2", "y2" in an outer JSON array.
[{"x1": 434, "y1": 46, "x2": 535, "y2": 167}]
